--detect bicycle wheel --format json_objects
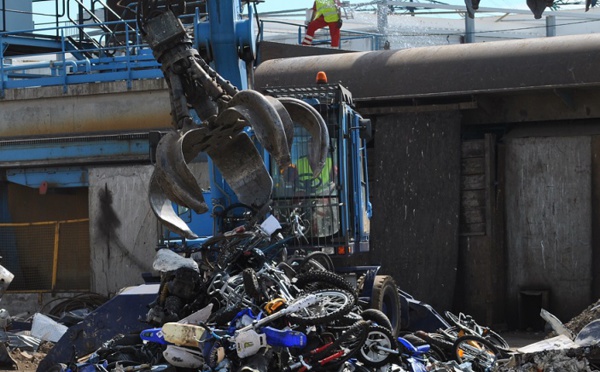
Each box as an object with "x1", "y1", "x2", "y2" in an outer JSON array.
[
  {"x1": 294, "y1": 271, "x2": 357, "y2": 301},
  {"x1": 399, "y1": 333, "x2": 448, "y2": 362},
  {"x1": 453, "y1": 335, "x2": 499, "y2": 372},
  {"x1": 287, "y1": 289, "x2": 353, "y2": 325},
  {"x1": 297, "y1": 251, "x2": 335, "y2": 272},
  {"x1": 357, "y1": 324, "x2": 398, "y2": 367},
  {"x1": 483, "y1": 329, "x2": 510, "y2": 351},
  {"x1": 313, "y1": 320, "x2": 370, "y2": 370},
  {"x1": 413, "y1": 331, "x2": 454, "y2": 360}
]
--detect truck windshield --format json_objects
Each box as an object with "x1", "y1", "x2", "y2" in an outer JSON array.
[{"x1": 271, "y1": 126, "x2": 340, "y2": 240}]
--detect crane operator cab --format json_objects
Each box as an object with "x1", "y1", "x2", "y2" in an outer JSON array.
[
  {"x1": 272, "y1": 128, "x2": 340, "y2": 238},
  {"x1": 265, "y1": 82, "x2": 372, "y2": 258}
]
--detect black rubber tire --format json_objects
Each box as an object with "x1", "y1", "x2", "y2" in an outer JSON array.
[
  {"x1": 361, "y1": 308, "x2": 393, "y2": 332},
  {"x1": 357, "y1": 324, "x2": 398, "y2": 367},
  {"x1": 484, "y1": 329, "x2": 510, "y2": 351},
  {"x1": 287, "y1": 289, "x2": 354, "y2": 326},
  {"x1": 370, "y1": 275, "x2": 402, "y2": 336},
  {"x1": 297, "y1": 251, "x2": 335, "y2": 272},
  {"x1": 294, "y1": 270, "x2": 356, "y2": 301},
  {"x1": 414, "y1": 330, "x2": 454, "y2": 359},
  {"x1": 313, "y1": 320, "x2": 370, "y2": 369},
  {"x1": 276, "y1": 261, "x2": 297, "y2": 279},
  {"x1": 453, "y1": 335, "x2": 500, "y2": 371}
]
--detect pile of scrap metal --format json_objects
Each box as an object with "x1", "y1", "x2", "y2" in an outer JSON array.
[
  {"x1": 31, "y1": 227, "x2": 600, "y2": 371},
  {"x1": 35, "y1": 221, "x2": 499, "y2": 372},
  {"x1": 10, "y1": 222, "x2": 593, "y2": 372}
]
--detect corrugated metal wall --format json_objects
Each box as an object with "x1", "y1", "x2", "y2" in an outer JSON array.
[{"x1": 370, "y1": 111, "x2": 461, "y2": 312}]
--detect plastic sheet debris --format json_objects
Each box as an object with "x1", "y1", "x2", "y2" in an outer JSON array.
[
  {"x1": 30, "y1": 313, "x2": 67, "y2": 343},
  {"x1": 517, "y1": 334, "x2": 578, "y2": 354},
  {"x1": 540, "y1": 308, "x2": 575, "y2": 339},
  {"x1": 5, "y1": 332, "x2": 41, "y2": 352}
]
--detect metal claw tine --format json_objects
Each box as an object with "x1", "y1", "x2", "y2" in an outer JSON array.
[
  {"x1": 217, "y1": 90, "x2": 291, "y2": 169},
  {"x1": 154, "y1": 131, "x2": 208, "y2": 214},
  {"x1": 148, "y1": 172, "x2": 199, "y2": 239},
  {"x1": 264, "y1": 95, "x2": 294, "y2": 152},
  {"x1": 278, "y1": 97, "x2": 329, "y2": 177},
  {"x1": 204, "y1": 132, "x2": 273, "y2": 208}
]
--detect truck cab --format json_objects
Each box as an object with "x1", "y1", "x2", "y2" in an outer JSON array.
[
  {"x1": 264, "y1": 83, "x2": 372, "y2": 258},
  {"x1": 159, "y1": 82, "x2": 372, "y2": 259}
]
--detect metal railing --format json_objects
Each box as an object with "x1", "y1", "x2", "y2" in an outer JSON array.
[
  {"x1": 0, "y1": 17, "x2": 163, "y2": 97},
  {"x1": 0, "y1": 8, "x2": 384, "y2": 96},
  {"x1": 259, "y1": 18, "x2": 384, "y2": 51}
]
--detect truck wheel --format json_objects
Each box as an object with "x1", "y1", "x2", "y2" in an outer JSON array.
[{"x1": 370, "y1": 275, "x2": 401, "y2": 337}]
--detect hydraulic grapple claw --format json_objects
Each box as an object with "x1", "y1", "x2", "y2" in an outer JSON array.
[
  {"x1": 182, "y1": 125, "x2": 274, "y2": 209},
  {"x1": 264, "y1": 95, "x2": 294, "y2": 152},
  {"x1": 140, "y1": 8, "x2": 333, "y2": 235},
  {"x1": 278, "y1": 97, "x2": 329, "y2": 178},
  {"x1": 153, "y1": 131, "x2": 208, "y2": 214},
  {"x1": 148, "y1": 173, "x2": 199, "y2": 239},
  {"x1": 215, "y1": 90, "x2": 292, "y2": 170}
]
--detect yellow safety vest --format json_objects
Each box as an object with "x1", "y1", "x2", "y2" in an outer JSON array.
[
  {"x1": 296, "y1": 156, "x2": 333, "y2": 194},
  {"x1": 314, "y1": 0, "x2": 340, "y2": 23}
]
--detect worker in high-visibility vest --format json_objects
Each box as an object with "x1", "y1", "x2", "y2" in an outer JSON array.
[
  {"x1": 293, "y1": 155, "x2": 339, "y2": 237},
  {"x1": 302, "y1": 0, "x2": 343, "y2": 48},
  {"x1": 294, "y1": 155, "x2": 336, "y2": 196}
]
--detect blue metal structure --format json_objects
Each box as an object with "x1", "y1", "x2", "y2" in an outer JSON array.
[{"x1": 0, "y1": 0, "x2": 373, "y2": 253}]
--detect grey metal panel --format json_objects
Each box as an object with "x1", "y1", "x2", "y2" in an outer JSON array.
[
  {"x1": 370, "y1": 110, "x2": 461, "y2": 312},
  {"x1": 505, "y1": 136, "x2": 592, "y2": 323},
  {"x1": 88, "y1": 165, "x2": 158, "y2": 296},
  {"x1": 255, "y1": 34, "x2": 600, "y2": 101}
]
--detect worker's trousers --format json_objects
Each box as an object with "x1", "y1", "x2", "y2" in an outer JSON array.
[{"x1": 302, "y1": 16, "x2": 340, "y2": 48}]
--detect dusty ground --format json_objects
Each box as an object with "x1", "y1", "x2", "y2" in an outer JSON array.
[{"x1": 4, "y1": 342, "x2": 52, "y2": 372}]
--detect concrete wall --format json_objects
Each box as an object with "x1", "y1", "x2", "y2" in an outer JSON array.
[
  {"x1": 505, "y1": 136, "x2": 593, "y2": 324},
  {"x1": 0, "y1": 80, "x2": 171, "y2": 139},
  {"x1": 88, "y1": 165, "x2": 159, "y2": 297},
  {"x1": 370, "y1": 110, "x2": 462, "y2": 312}
]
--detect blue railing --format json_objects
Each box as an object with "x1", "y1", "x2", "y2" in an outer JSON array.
[
  {"x1": 0, "y1": 17, "x2": 162, "y2": 97},
  {"x1": 0, "y1": 12, "x2": 384, "y2": 97},
  {"x1": 259, "y1": 19, "x2": 384, "y2": 51}
]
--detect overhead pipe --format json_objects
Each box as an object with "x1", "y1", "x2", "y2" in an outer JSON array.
[{"x1": 255, "y1": 33, "x2": 600, "y2": 102}]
